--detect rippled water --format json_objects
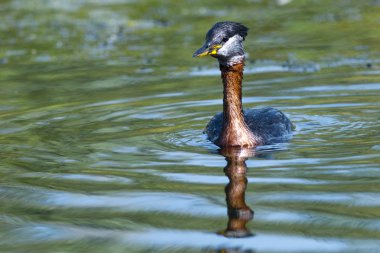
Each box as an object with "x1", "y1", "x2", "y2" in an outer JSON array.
[{"x1": 1, "y1": 1, "x2": 380, "y2": 252}]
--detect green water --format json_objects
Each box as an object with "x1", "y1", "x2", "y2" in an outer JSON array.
[{"x1": 1, "y1": 0, "x2": 380, "y2": 252}]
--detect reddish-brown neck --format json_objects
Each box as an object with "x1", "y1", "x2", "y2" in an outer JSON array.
[{"x1": 217, "y1": 63, "x2": 261, "y2": 147}]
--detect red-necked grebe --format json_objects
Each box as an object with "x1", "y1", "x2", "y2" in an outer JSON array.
[{"x1": 193, "y1": 21, "x2": 292, "y2": 148}]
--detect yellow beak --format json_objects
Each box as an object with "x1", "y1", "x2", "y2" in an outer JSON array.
[{"x1": 193, "y1": 44, "x2": 222, "y2": 57}]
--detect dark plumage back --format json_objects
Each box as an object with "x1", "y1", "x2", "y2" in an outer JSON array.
[{"x1": 206, "y1": 21, "x2": 249, "y2": 43}]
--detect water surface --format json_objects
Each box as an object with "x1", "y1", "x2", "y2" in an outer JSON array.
[{"x1": 1, "y1": 1, "x2": 380, "y2": 252}]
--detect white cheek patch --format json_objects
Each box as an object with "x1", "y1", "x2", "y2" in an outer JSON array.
[
  {"x1": 218, "y1": 34, "x2": 243, "y2": 57},
  {"x1": 217, "y1": 34, "x2": 245, "y2": 66}
]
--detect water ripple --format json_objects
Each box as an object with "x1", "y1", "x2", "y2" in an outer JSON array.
[
  {"x1": 1, "y1": 186, "x2": 225, "y2": 217},
  {"x1": 156, "y1": 172, "x2": 330, "y2": 185},
  {"x1": 4, "y1": 223, "x2": 380, "y2": 252}
]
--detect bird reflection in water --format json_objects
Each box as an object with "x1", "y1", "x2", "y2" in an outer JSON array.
[{"x1": 218, "y1": 147, "x2": 256, "y2": 239}]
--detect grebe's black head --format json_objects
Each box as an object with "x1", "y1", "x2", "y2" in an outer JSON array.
[{"x1": 193, "y1": 21, "x2": 249, "y2": 66}]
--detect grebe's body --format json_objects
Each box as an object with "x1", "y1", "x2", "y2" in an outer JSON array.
[
  {"x1": 194, "y1": 21, "x2": 292, "y2": 148},
  {"x1": 206, "y1": 107, "x2": 292, "y2": 146}
]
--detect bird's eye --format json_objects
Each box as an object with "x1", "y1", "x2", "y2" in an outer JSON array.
[{"x1": 221, "y1": 37, "x2": 229, "y2": 43}]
